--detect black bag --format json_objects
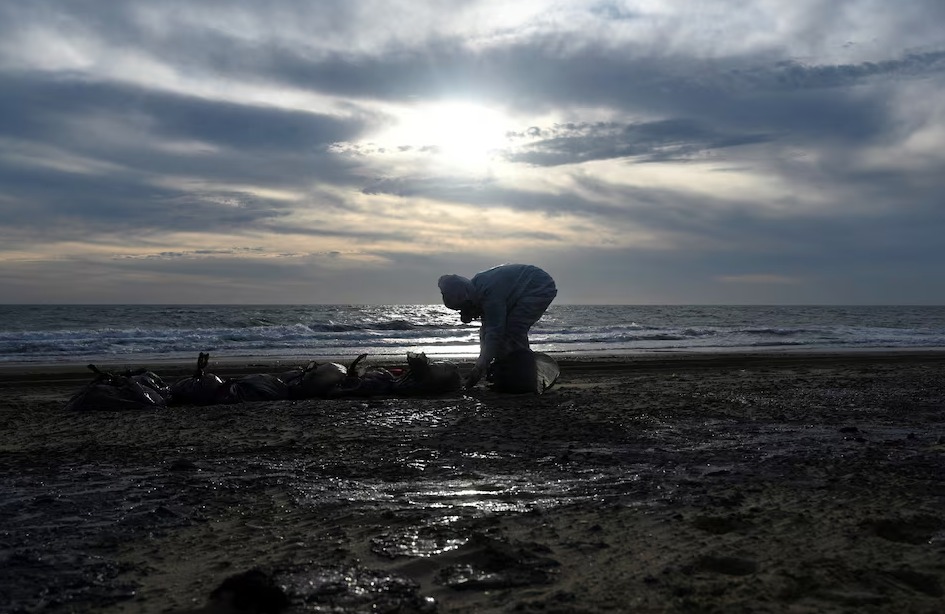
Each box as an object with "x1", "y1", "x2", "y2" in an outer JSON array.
[{"x1": 488, "y1": 350, "x2": 559, "y2": 395}]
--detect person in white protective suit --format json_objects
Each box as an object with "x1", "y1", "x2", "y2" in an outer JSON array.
[{"x1": 438, "y1": 263, "x2": 558, "y2": 388}]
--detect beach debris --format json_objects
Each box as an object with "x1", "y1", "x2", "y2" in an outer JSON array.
[
  {"x1": 329, "y1": 353, "x2": 398, "y2": 398},
  {"x1": 63, "y1": 351, "x2": 466, "y2": 409},
  {"x1": 282, "y1": 353, "x2": 402, "y2": 399},
  {"x1": 64, "y1": 365, "x2": 168, "y2": 411},
  {"x1": 488, "y1": 349, "x2": 560, "y2": 395},
  {"x1": 281, "y1": 359, "x2": 350, "y2": 399},
  {"x1": 127, "y1": 369, "x2": 171, "y2": 401},
  {"x1": 393, "y1": 351, "x2": 463, "y2": 395},
  {"x1": 169, "y1": 352, "x2": 225, "y2": 406},
  {"x1": 215, "y1": 373, "x2": 290, "y2": 404},
  {"x1": 283, "y1": 352, "x2": 462, "y2": 398}
]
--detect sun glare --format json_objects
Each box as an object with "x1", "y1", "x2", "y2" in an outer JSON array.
[{"x1": 380, "y1": 101, "x2": 515, "y2": 171}]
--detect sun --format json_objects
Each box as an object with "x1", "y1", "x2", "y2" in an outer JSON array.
[
  {"x1": 423, "y1": 102, "x2": 511, "y2": 167},
  {"x1": 378, "y1": 101, "x2": 515, "y2": 171}
]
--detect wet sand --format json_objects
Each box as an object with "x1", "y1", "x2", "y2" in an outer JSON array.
[{"x1": 2, "y1": 352, "x2": 945, "y2": 613}]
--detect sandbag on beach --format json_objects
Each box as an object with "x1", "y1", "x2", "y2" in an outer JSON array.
[{"x1": 488, "y1": 349, "x2": 559, "y2": 394}]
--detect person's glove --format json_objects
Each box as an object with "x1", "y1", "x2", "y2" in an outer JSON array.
[{"x1": 464, "y1": 365, "x2": 483, "y2": 389}]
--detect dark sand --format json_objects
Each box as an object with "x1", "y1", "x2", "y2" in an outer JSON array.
[{"x1": 2, "y1": 352, "x2": 945, "y2": 613}]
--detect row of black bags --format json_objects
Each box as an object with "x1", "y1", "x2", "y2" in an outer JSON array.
[{"x1": 65, "y1": 351, "x2": 462, "y2": 411}]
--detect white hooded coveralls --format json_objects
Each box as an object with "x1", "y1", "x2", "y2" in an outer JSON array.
[{"x1": 440, "y1": 264, "x2": 557, "y2": 371}]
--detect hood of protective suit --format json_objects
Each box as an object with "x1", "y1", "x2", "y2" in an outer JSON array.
[{"x1": 438, "y1": 274, "x2": 475, "y2": 309}]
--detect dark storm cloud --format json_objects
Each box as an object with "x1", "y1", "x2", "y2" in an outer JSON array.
[
  {"x1": 728, "y1": 51, "x2": 945, "y2": 92},
  {"x1": 0, "y1": 72, "x2": 378, "y2": 242},
  {"x1": 278, "y1": 40, "x2": 929, "y2": 171},
  {"x1": 346, "y1": 117, "x2": 771, "y2": 167},
  {"x1": 475, "y1": 42, "x2": 912, "y2": 145},
  {"x1": 177, "y1": 34, "x2": 938, "y2": 134},
  {"x1": 5, "y1": 2, "x2": 944, "y2": 136},
  {"x1": 0, "y1": 73, "x2": 362, "y2": 153},
  {"x1": 4, "y1": 5, "x2": 938, "y2": 172},
  {"x1": 8, "y1": 0, "x2": 921, "y2": 145},
  {"x1": 3, "y1": 22, "x2": 921, "y2": 204},
  {"x1": 504, "y1": 119, "x2": 772, "y2": 166},
  {"x1": 164, "y1": 36, "x2": 915, "y2": 148},
  {"x1": 0, "y1": 162, "x2": 286, "y2": 236}
]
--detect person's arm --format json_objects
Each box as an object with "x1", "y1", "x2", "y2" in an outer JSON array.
[
  {"x1": 465, "y1": 298, "x2": 507, "y2": 388},
  {"x1": 476, "y1": 297, "x2": 507, "y2": 369},
  {"x1": 464, "y1": 301, "x2": 507, "y2": 388},
  {"x1": 465, "y1": 264, "x2": 530, "y2": 387}
]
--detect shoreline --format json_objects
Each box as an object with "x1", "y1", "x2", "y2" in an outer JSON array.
[{"x1": 2, "y1": 347, "x2": 945, "y2": 386}]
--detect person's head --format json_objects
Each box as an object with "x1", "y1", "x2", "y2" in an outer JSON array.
[{"x1": 438, "y1": 274, "x2": 476, "y2": 311}]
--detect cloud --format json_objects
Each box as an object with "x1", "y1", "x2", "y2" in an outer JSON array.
[
  {"x1": 0, "y1": 72, "x2": 366, "y2": 157},
  {"x1": 1, "y1": 1, "x2": 945, "y2": 303},
  {"x1": 504, "y1": 119, "x2": 772, "y2": 166},
  {"x1": 0, "y1": 72, "x2": 375, "y2": 248},
  {"x1": 113, "y1": 247, "x2": 270, "y2": 260},
  {"x1": 717, "y1": 274, "x2": 801, "y2": 285}
]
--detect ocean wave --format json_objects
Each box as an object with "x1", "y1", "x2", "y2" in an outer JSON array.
[
  {"x1": 680, "y1": 328, "x2": 717, "y2": 337},
  {"x1": 2, "y1": 305, "x2": 945, "y2": 363},
  {"x1": 307, "y1": 323, "x2": 364, "y2": 333},
  {"x1": 306, "y1": 319, "x2": 448, "y2": 332},
  {"x1": 736, "y1": 327, "x2": 816, "y2": 336}
]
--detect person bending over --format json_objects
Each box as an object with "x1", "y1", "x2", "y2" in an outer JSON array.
[{"x1": 438, "y1": 263, "x2": 557, "y2": 388}]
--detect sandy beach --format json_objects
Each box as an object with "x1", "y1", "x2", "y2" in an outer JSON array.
[{"x1": 2, "y1": 351, "x2": 945, "y2": 613}]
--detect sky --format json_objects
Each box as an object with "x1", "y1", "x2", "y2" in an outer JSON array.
[{"x1": 1, "y1": 1, "x2": 944, "y2": 305}]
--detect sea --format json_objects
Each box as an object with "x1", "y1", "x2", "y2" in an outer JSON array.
[{"x1": 0, "y1": 304, "x2": 944, "y2": 365}]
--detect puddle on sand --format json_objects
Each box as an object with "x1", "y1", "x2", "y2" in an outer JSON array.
[
  {"x1": 293, "y1": 469, "x2": 646, "y2": 515},
  {"x1": 326, "y1": 397, "x2": 478, "y2": 432},
  {"x1": 360, "y1": 401, "x2": 458, "y2": 431},
  {"x1": 293, "y1": 464, "x2": 652, "y2": 559},
  {"x1": 282, "y1": 398, "x2": 660, "y2": 560},
  {"x1": 372, "y1": 516, "x2": 469, "y2": 558}
]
